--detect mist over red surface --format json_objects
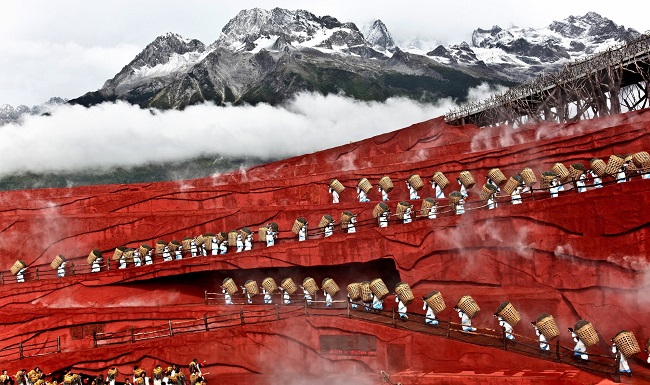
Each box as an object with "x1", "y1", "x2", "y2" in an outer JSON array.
[{"x1": 0, "y1": 110, "x2": 649, "y2": 384}]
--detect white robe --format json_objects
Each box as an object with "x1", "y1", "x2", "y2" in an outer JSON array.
[
  {"x1": 133, "y1": 252, "x2": 142, "y2": 267},
  {"x1": 433, "y1": 182, "x2": 445, "y2": 199},
  {"x1": 144, "y1": 252, "x2": 153, "y2": 265},
  {"x1": 423, "y1": 302, "x2": 437, "y2": 325},
  {"x1": 549, "y1": 180, "x2": 561, "y2": 198},
  {"x1": 458, "y1": 180, "x2": 468, "y2": 198},
  {"x1": 118, "y1": 255, "x2": 127, "y2": 269},
  {"x1": 428, "y1": 205, "x2": 437, "y2": 219},
  {"x1": 163, "y1": 248, "x2": 172, "y2": 262},
  {"x1": 357, "y1": 188, "x2": 370, "y2": 203},
  {"x1": 403, "y1": 207, "x2": 412, "y2": 224},
  {"x1": 222, "y1": 288, "x2": 232, "y2": 305},
  {"x1": 219, "y1": 241, "x2": 228, "y2": 254},
  {"x1": 212, "y1": 237, "x2": 219, "y2": 255},
  {"x1": 407, "y1": 182, "x2": 420, "y2": 200},
  {"x1": 457, "y1": 309, "x2": 475, "y2": 332},
  {"x1": 497, "y1": 316, "x2": 514, "y2": 339},
  {"x1": 612, "y1": 343, "x2": 630, "y2": 373},
  {"x1": 347, "y1": 217, "x2": 356, "y2": 233},
  {"x1": 57, "y1": 261, "x2": 67, "y2": 277},
  {"x1": 455, "y1": 199, "x2": 465, "y2": 215},
  {"x1": 534, "y1": 325, "x2": 549, "y2": 351},
  {"x1": 236, "y1": 235, "x2": 244, "y2": 252},
  {"x1": 263, "y1": 288, "x2": 272, "y2": 304},
  {"x1": 266, "y1": 229, "x2": 275, "y2": 247},
  {"x1": 572, "y1": 332, "x2": 588, "y2": 360},
  {"x1": 16, "y1": 267, "x2": 27, "y2": 283},
  {"x1": 174, "y1": 248, "x2": 182, "y2": 260},
  {"x1": 511, "y1": 186, "x2": 523, "y2": 205},
  {"x1": 329, "y1": 188, "x2": 339, "y2": 204},
  {"x1": 616, "y1": 166, "x2": 627, "y2": 183},
  {"x1": 576, "y1": 174, "x2": 587, "y2": 193},
  {"x1": 324, "y1": 223, "x2": 334, "y2": 237},
  {"x1": 301, "y1": 287, "x2": 312, "y2": 305},
  {"x1": 280, "y1": 288, "x2": 291, "y2": 304},
  {"x1": 298, "y1": 225, "x2": 307, "y2": 241},
  {"x1": 379, "y1": 187, "x2": 389, "y2": 201},
  {"x1": 244, "y1": 235, "x2": 253, "y2": 251},
  {"x1": 91, "y1": 258, "x2": 102, "y2": 273},
  {"x1": 372, "y1": 294, "x2": 383, "y2": 310},
  {"x1": 324, "y1": 290, "x2": 333, "y2": 307},
  {"x1": 190, "y1": 241, "x2": 198, "y2": 257},
  {"x1": 378, "y1": 212, "x2": 389, "y2": 228},
  {"x1": 395, "y1": 296, "x2": 407, "y2": 318}
]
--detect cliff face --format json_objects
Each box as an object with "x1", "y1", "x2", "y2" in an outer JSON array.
[{"x1": 0, "y1": 110, "x2": 649, "y2": 381}]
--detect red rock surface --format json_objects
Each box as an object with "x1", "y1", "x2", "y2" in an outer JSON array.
[{"x1": 0, "y1": 110, "x2": 649, "y2": 383}]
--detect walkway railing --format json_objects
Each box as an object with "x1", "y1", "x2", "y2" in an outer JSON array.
[{"x1": 0, "y1": 337, "x2": 60, "y2": 361}]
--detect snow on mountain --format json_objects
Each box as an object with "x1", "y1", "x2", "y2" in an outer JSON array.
[
  {"x1": 362, "y1": 20, "x2": 396, "y2": 53},
  {"x1": 0, "y1": 98, "x2": 67, "y2": 126}
]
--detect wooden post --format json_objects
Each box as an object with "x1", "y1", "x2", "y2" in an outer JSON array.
[
  {"x1": 347, "y1": 300, "x2": 350, "y2": 318},
  {"x1": 502, "y1": 329, "x2": 507, "y2": 351},
  {"x1": 275, "y1": 304, "x2": 280, "y2": 320},
  {"x1": 204, "y1": 314, "x2": 209, "y2": 332},
  {"x1": 204, "y1": 290, "x2": 208, "y2": 305},
  {"x1": 555, "y1": 340, "x2": 561, "y2": 361},
  {"x1": 168, "y1": 320, "x2": 173, "y2": 336},
  {"x1": 239, "y1": 309, "x2": 245, "y2": 325},
  {"x1": 131, "y1": 326, "x2": 135, "y2": 343},
  {"x1": 93, "y1": 331, "x2": 97, "y2": 348},
  {"x1": 613, "y1": 351, "x2": 621, "y2": 383},
  {"x1": 19, "y1": 342, "x2": 24, "y2": 359},
  {"x1": 57, "y1": 336, "x2": 61, "y2": 352},
  {"x1": 71, "y1": 262, "x2": 75, "y2": 276},
  {"x1": 1, "y1": 272, "x2": 4, "y2": 285},
  {"x1": 304, "y1": 298, "x2": 309, "y2": 317},
  {"x1": 392, "y1": 308, "x2": 396, "y2": 327},
  {"x1": 35, "y1": 267, "x2": 39, "y2": 280},
  {"x1": 446, "y1": 317, "x2": 451, "y2": 338}
]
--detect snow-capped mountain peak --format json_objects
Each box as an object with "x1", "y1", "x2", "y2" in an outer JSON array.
[{"x1": 363, "y1": 19, "x2": 396, "y2": 53}]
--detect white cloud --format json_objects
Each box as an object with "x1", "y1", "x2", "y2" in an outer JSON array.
[{"x1": 0, "y1": 93, "x2": 456, "y2": 177}]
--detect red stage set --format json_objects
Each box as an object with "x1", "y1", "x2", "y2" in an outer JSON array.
[{"x1": 0, "y1": 109, "x2": 649, "y2": 384}]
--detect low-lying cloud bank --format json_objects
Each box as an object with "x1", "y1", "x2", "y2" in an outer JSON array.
[{"x1": 0, "y1": 92, "x2": 470, "y2": 177}]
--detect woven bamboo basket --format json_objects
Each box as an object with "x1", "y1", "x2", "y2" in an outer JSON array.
[
  {"x1": 632, "y1": 151, "x2": 650, "y2": 168},
  {"x1": 589, "y1": 158, "x2": 607, "y2": 176},
  {"x1": 540, "y1": 172, "x2": 556, "y2": 189},
  {"x1": 487, "y1": 168, "x2": 507, "y2": 186},
  {"x1": 626, "y1": 161, "x2": 638, "y2": 176},
  {"x1": 378, "y1": 176, "x2": 394, "y2": 192},
  {"x1": 479, "y1": 183, "x2": 497, "y2": 203},
  {"x1": 182, "y1": 238, "x2": 193, "y2": 250},
  {"x1": 302, "y1": 277, "x2": 318, "y2": 296},
  {"x1": 360, "y1": 281, "x2": 373, "y2": 302},
  {"x1": 194, "y1": 234, "x2": 205, "y2": 246},
  {"x1": 502, "y1": 174, "x2": 523, "y2": 195},
  {"x1": 551, "y1": 163, "x2": 570, "y2": 181},
  {"x1": 50, "y1": 255, "x2": 66, "y2": 269},
  {"x1": 536, "y1": 313, "x2": 560, "y2": 340},
  {"x1": 222, "y1": 278, "x2": 238, "y2": 295},
  {"x1": 424, "y1": 291, "x2": 446, "y2": 314},
  {"x1": 347, "y1": 283, "x2": 362, "y2": 301},
  {"x1": 202, "y1": 234, "x2": 214, "y2": 250},
  {"x1": 432, "y1": 172, "x2": 450, "y2": 189},
  {"x1": 395, "y1": 282, "x2": 414, "y2": 305},
  {"x1": 112, "y1": 246, "x2": 126, "y2": 261},
  {"x1": 123, "y1": 249, "x2": 135, "y2": 263},
  {"x1": 281, "y1": 277, "x2": 298, "y2": 295},
  {"x1": 139, "y1": 244, "x2": 151, "y2": 257},
  {"x1": 457, "y1": 295, "x2": 480, "y2": 319},
  {"x1": 613, "y1": 330, "x2": 641, "y2": 358},
  {"x1": 10, "y1": 260, "x2": 26, "y2": 275},
  {"x1": 396, "y1": 201, "x2": 411, "y2": 219},
  {"x1": 520, "y1": 167, "x2": 537, "y2": 186},
  {"x1": 292, "y1": 217, "x2": 307, "y2": 234},
  {"x1": 262, "y1": 277, "x2": 278, "y2": 293},
  {"x1": 318, "y1": 214, "x2": 334, "y2": 228},
  {"x1": 322, "y1": 278, "x2": 340, "y2": 296},
  {"x1": 258, "y1": 227, "x2": 268, "y2": 243},
  {"x1": 448, "y1": 191, "x2": 463, "y2": 206},
  {"x1": 329, "y1": 179, "x2": 345, "y2": 194},
  {"x1": 217, "y1": 232, "x2": 227, "y2": 243},
  {"x1": 605, "y1": 154, "x2": 625, "y2": 175},
  {"x1": 244, "y1": 280, "x2": 259, "y2": 296},
  {"x1": 87, "y1": 249, "x2": 101, "y2": 264},
  {"x1": 357, "y1": 178, "x2": 372, "y2": 194},
  {"x1": 496, "y1": 302, "x2": 521, "y2": 326},
  {"x1": 420, "y1": 197, "x2": 436, "y2": 216},
  {"x1": 370, "y1": 278, "x2": 389, "y2": 300},
  {"x1": 574, "y1": 320, "x2": 599, "y2": 347},
  {"x1": 155, "y1": 240, "x2": 166, "y2": 254},
  {"x1": 408, "y1": 174, "x2": 424, "y2": 191},
  {"x1": 568, "y1": 163, "x2": 586, "y2": 181},
  {"x1": 458, "y1": 171, "x2": 476, "y2": 188},
  {"x1": 240, "y1": 227, "x2": 252, "y2": 237},
  {"x1": 373, "y1": 202, "x2": 389, "y2": 218},
  {"x1": 227, "y1": 231, "x2": 238, "y2": 245},
  {"x1": 341, "y1": 211, "x2": 354, "y2": 230}
]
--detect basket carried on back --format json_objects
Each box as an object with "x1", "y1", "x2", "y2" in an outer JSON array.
[
  {"x1": 168, "y1": 240, "x2": 181, "y2": 252},
  {"x1": 378, "y1": 176, "x2": 394, "y2": 192},
  {"x1": 139, "y1": 244, "x2": 151, "y2": 257},
  {"x1": 202, "y1": 234, "x2": 214, "y2": 250},
  {"x1": 479, "y1": 183, "x2": 497, "y2": 203},
  {"x1": 318, "y1": 215, "x2": 334, "y2": 228},
  {"x1": 408, "y1": 174, "x2": 424, "y2": 191},
  {"x1": 632, "y1": 151, "x2": 650, "y2": 168},
  {"x1": 394, "y1": 282, "x2": 414, "y2": 305},
  {"x1": 123, "y1": 249, "x2": 135, "y2": 263},
  {"x1": 448, "y1": 191, "x2": 463, "y2": 206},
  {"x1": 240, "y1": 227, "x2": 252, "y2": 237},
  {"x1": 604, "y1": 154, "x2": 625, "y2": 175},
  {"x1": 373, "y1": 202, "x2": 389, "y2": 218},
  {"x1": 281, "y1": 278, "x2": 297, "y2": 295},
  {"x1": 590, "y1": 158, "x2": 607, "y2": 176},
  {"x1": 182, "y1": 238, "x2": 193, "y2": 250},
  {"x1": 50, "y1": 255, "x2": 66, "y2": 269},
  {"x1": 193, "y1": 234, "x2": 205, "y2": 246},
  {"x1": 347, "y1": 283, "x2": 362, "y2": 301},
  {"x1": 222, "y1": 278, "x2": 238, "y2": 295},
  {"x1": 420, "y1": 197, "x2": 436, "y2": 216},
  {"x1": 432, "y1": 172, "x2": 450, "y2": 189},
  {"x1": 10, "y1": 260, "x2": 26, "y2": 275},
  {"x1": 613, "y1": 330, "x2": 641, "y2": 358},
  {"x1": 487, "y1": 168, "x2": 507, "y2": 186},
  {"x1": 520, "y1": 167, "x2": 537, "y2": 186},
  {"x1": 322, "y1": 278, "x2": 340, "y2": 296},
  {"x1": 357, "y1": 178, "x2": 372, "y2": 194},
  {"x1": 552, "y1": 163, "x2": 570, "y2": 182},
  {"x1": 292, "y1": 218, "x2": 307, "y2": 234},
  {"x1": 155, "y1": 240, "x2": 166, "y2": 254},
  {"x1": 328, "y1": 179, "x2": 345, "y2": 194},
  {"x1": 457, "y1": 295, "x2": 480, "y2": 319},
  {"x1": 258, "y1": 226, "x2": 268, "y2": 243},
  {"x1": 540, "y1": 172, "x2": 556, "y2": 189},
  {"x1": 217, "y1": 232, "x2": 227, "y2": 243},
  {"x1": 458, "y1": 171, "x2": 475, "y2": 188},
  {"x1": 396, "y1": 201, "x2": 411, "y2": 219},
  {"x1": 502, "y1": 175, "x2": 523, "y2": 195},
  {"x1": 87, "y1": 249, "x2": 102, "y2": 264},
  {"x1": 112, "y1": 246, "x2": 126, "y2": 261},
  {"x1": 302, "y1": 277, "x2": 318, "y2": 296},
  {"x1": 574, "y1": 320, "x2": 599, "y2": 347},
  {"x1": 244, "y1": 280, "x2": 259, "y2": 296},
  {"x1": 496, "y1": 302, "x2": 521, "y2": 326},
  {"x1": 341, "y1": 211, "x2": 355, "y2": 230},
  {"x1": 227, "y1": 231, "x2": 238, "y2": 245},
  {"x1": 262, "y1": 277, "x2": 278, "y2": 293},
  {"x1": 423, "y1": 291, "x2": 446, "y2": 314},
  {"x1": 536, "y1": 313, "x2": 560, "y2": 341},
  {"x1": 568, "y1": 163, "x2": 586, "y2": 181},
  {"x1": 360, "y1": 281, "x2": 373, "y2": 302},
  {"x1": 369, "y1": 278, "x2": 389, "y2": 300}
]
